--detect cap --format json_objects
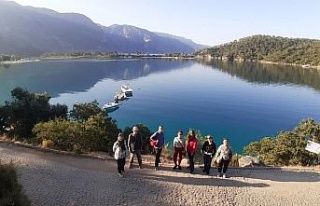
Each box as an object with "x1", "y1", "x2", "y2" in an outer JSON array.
[
  {"x1": 132, "y1": 126, "x2": 138, "y2": 131},
  {"x1": 206, "y1": 135, "x2": 213, "y2": 139}
]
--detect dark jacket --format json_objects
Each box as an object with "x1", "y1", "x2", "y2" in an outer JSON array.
[
  {"x1": 128, "y1": 132, "x2": 143, "y2": 152},
  {"x1": 150, "y1": 131, "x2": 165, "y2": 148},
  {"x1": 201, "y1": 141, "x2": 216, "y2": 156}
]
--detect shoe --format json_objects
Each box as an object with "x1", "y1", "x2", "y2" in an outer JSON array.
[
  {"x1": 139, "y1": 166, "x2": 142, "y2": 169},
  {"x1": 154, "y1": 167, "x2": 158, "y2": 171},
  {"x1": 121, "y1": 170, "x2": 125, "y2": 174},
  {"x1": 173, "y1": 165, "x2": 177, "y2": 170},
  {"x1": 202, "y1": 169, "x2": 206, "y2": 173},
  {"x1": 178, "y1": 166, "x2": 182, "y2": 170},
  {"x1": 187, "y1": 165, "x2": 191, "y2": 169},
  {"x1": 206, "y1": 172, "x2": 210, "y2": 175},
  {"x1": 128, "y1": 164, "x2": 132, "y2": 169},
  {"x1": 217, "y1": 173, "x2": 222, "y2": 177},
  {"x1": 118, "y1": 173, "x2": 123, "y2": 177},
  {"x1": 223, "y1": 173, "x2": 227, "y2": 178}
]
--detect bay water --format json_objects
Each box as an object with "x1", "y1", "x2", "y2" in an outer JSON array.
[{"x1": 1, "y1": 59, "x2": 320, "y2": 152}]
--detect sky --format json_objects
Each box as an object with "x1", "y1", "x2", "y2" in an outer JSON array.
[{"x1": 12, "y1": 0, "x2": 320, "y2": 46}]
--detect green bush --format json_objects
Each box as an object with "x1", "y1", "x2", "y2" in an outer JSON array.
[
  {"x1": 33, "y1": 113, "x2": 119, "y2": 153},
  {"x1": 244, "y1": 119, "x2": 320, "y2": 166},
  {"x1": 0, "y1": 162, "x2": 30, "y2": 206}
]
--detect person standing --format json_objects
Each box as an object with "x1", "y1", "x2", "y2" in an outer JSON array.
[
  {"x1": 128, "y1": 126, "x2": 143, "y2": 169},
  {"x1": 113, "y1": 133, "x2": 127, "y2": 177},
  {"x1": 201, "y1": 135, "x2": 216, "y2": 175},
  {"x1": 186, "y1": 130, "x2": 198, "y2": 174},
  {"x1": 215, "y1": 138, "x2": 233, "y2": 178},
  {"x1": 150, "y1": 125, "x2": 165, "y2": 170},
  {"x1": 173, "y1": 130, "x2": 185, "y2": 170}
]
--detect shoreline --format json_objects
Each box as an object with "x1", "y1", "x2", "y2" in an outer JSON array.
[
  {"x1": 2, "y1": 56, "x2": 318, "y2": 70},
  {"x1": 197, "y1": 55, "x2": 320, "y2": 70},
  {"x1": 0, "y1": 59, "x2": 40, "y2": 65}
]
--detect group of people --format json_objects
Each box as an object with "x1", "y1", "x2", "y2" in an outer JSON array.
[
  {"x1": 112, "y1": 125, "x2": 165, "y2": 177},
  {"x1": 112, "y1": 125, "x2": 233, "y2": 178}
]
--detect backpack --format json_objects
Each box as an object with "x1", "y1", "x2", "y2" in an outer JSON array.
[
  {"x1": 150, "y1": 139, "x2": 157, "y2": 147},
  {"x1": 150, "y1": 132, "x2": 160, "y2": 147}
]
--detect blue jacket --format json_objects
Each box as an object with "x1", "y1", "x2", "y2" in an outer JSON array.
[{"x1": 150, "y1": 131, "x2": 165, "y2": 148}]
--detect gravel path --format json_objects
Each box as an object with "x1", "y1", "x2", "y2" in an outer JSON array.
[{"x1": 1, "y1": 143, "x2": 319, "y2": 206}]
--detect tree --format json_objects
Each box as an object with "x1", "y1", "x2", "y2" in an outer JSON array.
[
  {"x1": 0, "y1": 87, "x2": 67, "y2": 139},
  {"x1": 197, "y1": 35, "x2": 320, "y2": 66},
  {"x1": 69, "y1": 100, "x2": 101, "y2": 122}
]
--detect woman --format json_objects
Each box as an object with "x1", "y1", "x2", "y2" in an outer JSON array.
[
  {"x1": 172, "y1": 130, "x2": 185, "y2": 170},
  {"x1": 215, "y1": 138, "x2": 233, "y2": 178},
  {"x1": 201, "y1": 135, "x2": 216, "y2": 175},
  {"x1": 113, "y1": 133, "x2": 127, "y2": 177},
  {"x1": 186, "y1": 130, "x2": 198, "y2": 174}
]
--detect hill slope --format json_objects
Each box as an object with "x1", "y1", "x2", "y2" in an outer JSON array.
[
  {"x1": 198, "y1": 35, "x2": 320, "y2": 66},
  {"x1": 0, "y1": 1, "x2": 201, "y2": 56}
]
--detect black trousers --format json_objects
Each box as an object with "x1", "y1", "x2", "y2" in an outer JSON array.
[
  {"x1": 203, "y1": 154, "x2": 213, "y2": 174},
  {"x1": 117, "y1": 158, "x2": 126, "y2": 173},
  {"x1": 218, "y1": 159, "x2": 230, "y2": 173},
  {"x1": 155, "y1": 148, "x2": 162, "y2": 167},
  {"x1": 187, "y1": 152, "x2": 195, "y2": 173}
]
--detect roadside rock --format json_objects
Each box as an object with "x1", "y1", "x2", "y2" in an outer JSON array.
[{"x1": 238, "y1": 156, "x2": 263, "y2": 167}]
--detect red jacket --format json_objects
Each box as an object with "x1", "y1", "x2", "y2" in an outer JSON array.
[{"x1": 187, "y1": 137, "x2": 198, "y2": 153}]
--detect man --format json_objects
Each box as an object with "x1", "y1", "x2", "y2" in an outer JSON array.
[
  {"x1": 150, "y1": 125, "x2": 165, "y2": 170},
  {"x1": 127, "y1": 126, "x2": 143, "y2": 169}
]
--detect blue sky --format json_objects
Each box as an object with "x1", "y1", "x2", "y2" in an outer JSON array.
[{"x1": 13, "y1": 0, "x2": 320, "y2": 46}]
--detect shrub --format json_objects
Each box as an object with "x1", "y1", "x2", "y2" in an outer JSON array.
[
  {"x1": 0, "y1": 162, "x2": 30, "y2": 206},
  {"x1": 244, "y1": 119, "x2": 320, "y2": 166},
  {"x1": 33, "y1": 113, "x2": 119, "y2": 153}
]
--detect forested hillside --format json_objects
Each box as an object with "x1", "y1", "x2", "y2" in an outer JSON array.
[{"x1": 197, "y1": 35, "x2": 320, "y2": 66}]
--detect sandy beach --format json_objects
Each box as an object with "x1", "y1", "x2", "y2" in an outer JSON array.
[{"x1": 0, "y1": 142, "x2": 319, "y2": 206}]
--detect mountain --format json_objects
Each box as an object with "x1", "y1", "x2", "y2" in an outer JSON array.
[
  {"x1": 101, "y1": 24, "x2": 199, "y2": 53},
  {"x1": 197, "y1": 35, "x2": 320, "y2": 66},
  {"x1": 156, "y1": 32, "x2": 208, "y2": 51},
  {"x1": 0, "y1": 1, "x2": 202, "y2": 56}
]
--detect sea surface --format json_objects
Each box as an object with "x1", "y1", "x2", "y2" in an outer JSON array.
[{"x1": 1, "y1": 59, "x2": 320, "y2": 152}]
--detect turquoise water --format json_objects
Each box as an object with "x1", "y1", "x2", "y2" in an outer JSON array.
[{"x1": 1, "y1": 59, "x2": 320, "y2": 152}]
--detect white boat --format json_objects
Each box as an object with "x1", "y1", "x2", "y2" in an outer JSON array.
[
  {"x1": 114, "y1": 92, "x2": 128, "y2": 101},
  {"x1": 121, "y1": 84, "x2": 133, "y2": 96},
  {"x1": 102, "y1": 102, "x2": 119, "y2": 113}
]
